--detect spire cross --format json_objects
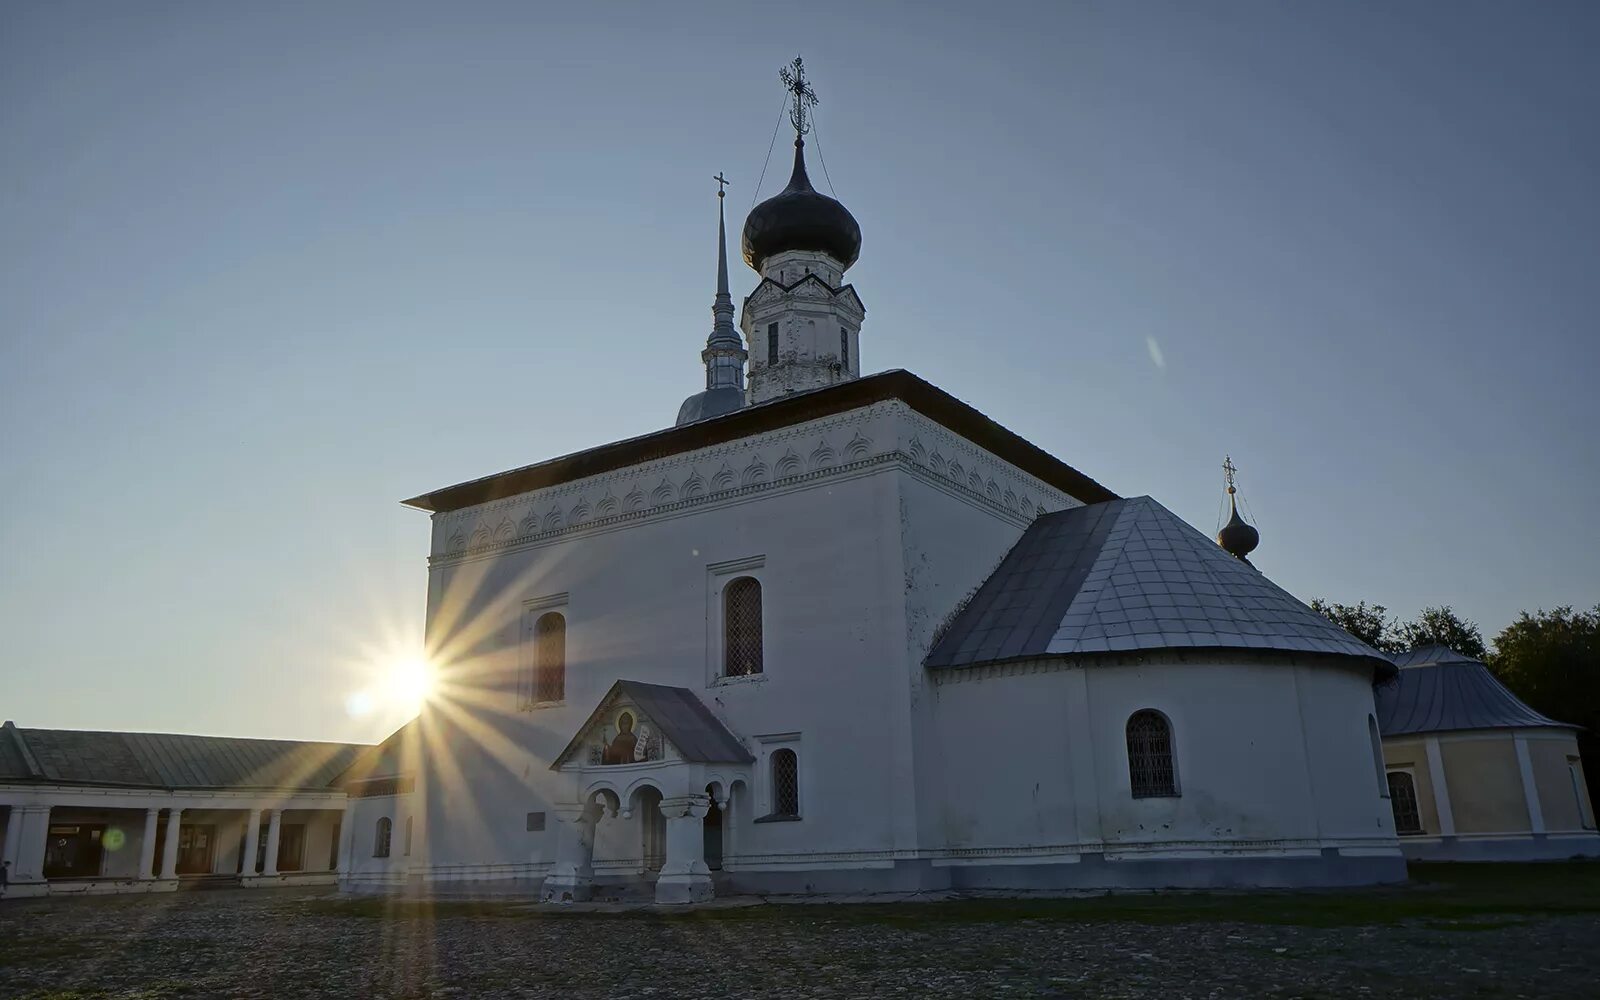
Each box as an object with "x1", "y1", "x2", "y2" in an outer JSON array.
[
  {"x1": 1223, "y1": 455, "x2": 1238, "y2": 495},
  {"x1": 714, "y1": 172, "x2": 730, "y2": 198},
  {"x1": 779, "y1": 56, "x2": 818, "y2": 136}
]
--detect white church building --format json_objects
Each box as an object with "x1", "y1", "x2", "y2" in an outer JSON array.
[
  {"x1": 1, "y1": 64, "x2": 1419, "y2": 904},
  {"x1": 394, "y1": 64, "x2": 1407, "y2": 903}
]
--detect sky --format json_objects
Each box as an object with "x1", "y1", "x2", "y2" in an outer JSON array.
[{"x1": 3, "y1": 0, "x2": 1596, "y2": 744}]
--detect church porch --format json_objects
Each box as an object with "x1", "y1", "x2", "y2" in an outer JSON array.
[{"x1": 542, "y1": 681, "x2": 754, "y2": 905}]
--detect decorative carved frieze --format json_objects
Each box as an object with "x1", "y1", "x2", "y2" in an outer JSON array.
[{"x1": 429, "y1": 401, "x2": 1078, "y2": 565}]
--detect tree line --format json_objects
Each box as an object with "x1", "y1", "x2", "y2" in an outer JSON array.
[{"x1": 1312, "y1": 599, "x2": 1599, "y2": 804}]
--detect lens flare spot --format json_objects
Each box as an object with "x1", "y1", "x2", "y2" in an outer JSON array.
[{"x1": 345, "y1": 690, "x2": 375, "y2": 718}]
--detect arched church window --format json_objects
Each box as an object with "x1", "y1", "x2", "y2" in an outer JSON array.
[
  {"x1": 840, "y1": 327, "x2": 849, "y2": 367},
  {"x1": 771, "y1": 749, "x2": 799, "y2": 817},
  {"x1": 767, "y1": 322, "x2": 779, "y2": 362},
  {"x1": 723, "y1": 577, "x2": 763, "y2": 677},
  {"x1": 1387, "y1": 772, "x2": 1422, "y2": 834},
  {"x1": 535, "y1": 612, "x2": 566, "y2": 704},
  {"x1": 1126, "y1": 710, "x2": 1178, "y2": 798},
  {"x1": 373, "y1": 817, "x2": 392, "y2": 859}
]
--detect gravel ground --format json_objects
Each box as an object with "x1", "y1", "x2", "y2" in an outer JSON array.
[{"x1": 1, "y1": 887, "x2": 1596, "y2": 999}]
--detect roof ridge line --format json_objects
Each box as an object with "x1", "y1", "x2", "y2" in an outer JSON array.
[{"x1": 3, "y1": 721, "x2": 45, "y2": 779}]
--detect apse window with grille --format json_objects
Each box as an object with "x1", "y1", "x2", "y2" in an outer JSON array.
[
  {"x1": 1126, "y1": 710, "x2": 1178, "y2": 798},
  {"x1": 373, "y1": 817, "x2": 392, "y2": 859},
  {"x1": 767, "y1": 322, "x2": 779, "y2": 362},
  {"x1": 723, "y1": 577, "x2": 764, "y2": 677},
  {"x1": 839, "y1": 327, "x2": 849, "y2": 368},
  {"x1": 529, "y1": 611, "x2": 565, "y2": 705},
  {"x1": 1387, "y1": 771, "x2": 1423, "y2": 834},
  {"x1": 771, "y1": 748, "x2": 800, "y2": 818}
]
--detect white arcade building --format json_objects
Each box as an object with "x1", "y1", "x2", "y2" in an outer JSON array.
[{"x1": 394, "y1": 64, "x2": 1407, "y2": 903}]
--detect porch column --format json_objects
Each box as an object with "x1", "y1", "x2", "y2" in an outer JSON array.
[
  {"x1": 138, "y1": 808, "x2": 160, "y2": 880},
  {"x1": 1514, "y1": 736, "x2": 1546, "y2": 834},
  {"x1": 336, "y1": 801, "x2": 356, "y2": 878},
  {"x1": 8, "y1": 805, "x2": 52, "y2": 887},
  {"x1": 655, "y1": 793, "x2": 713, "y2": 904},
  {"x1": 2, "y1": 806, "x2": 22, "y2": 869},
  {"x1": 239, "y1": 808, "x2": 263, "y2": 876},
  {"x1": 1424, "y1": 737, "x2": 1456, "y2": 837},
  {"x1": 159, "y1": 808, "x2": 184, "y2": 879},
  {"x1": 262, "y1": 810, "x2": 283, "y2": 876},
  {"x1": 540, "y1": 803, "x2": 598, "y2": 903}
]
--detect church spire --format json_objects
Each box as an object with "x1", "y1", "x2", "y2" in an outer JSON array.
[{"x1": 674, "y1": 175, "x2": 748, "y2": 427}]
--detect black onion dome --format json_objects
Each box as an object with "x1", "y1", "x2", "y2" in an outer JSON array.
[
  {"x1": 1217, "y1": 498, "x2": 1260, "y2": 561},
  {"x1": 742, "y1": 139, "x2": 861, "y2": 272}
]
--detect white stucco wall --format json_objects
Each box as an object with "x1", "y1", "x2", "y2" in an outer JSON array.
[
  {"x1": 928, "y1": 653, "x2": 1398, "y2": 877},
  {"x1": 415, "y1": 401, "x2": 1075, "y2": 883}
]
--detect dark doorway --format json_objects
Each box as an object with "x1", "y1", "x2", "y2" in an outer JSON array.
[
  {"x1": 703, "y1": 787, "x2": 723, "y2": 871},
  {"x1": 636, "y1": 787, "x2": 665, "y2": 872},
  {"x1": 176, "y1": 824, "x2": 216, "y2": 875},
  {"x1": 277, "y1": 824, "x2": 306, "y2": 872},
  {"x1": 44, "y1": 824, "x2": 105, "y2": 878},
  {"x1": 328, "y1": 821, "x2": 341, "y2": 872}
]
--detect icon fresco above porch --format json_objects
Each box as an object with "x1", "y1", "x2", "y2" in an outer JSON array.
[{"x1": 551, "y1": 681, "x2": 754, "y2": 770}]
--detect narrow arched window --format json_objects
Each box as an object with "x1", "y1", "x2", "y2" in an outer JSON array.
[
  {"x1": 1387, "y1": 772, "x2": 1422, "y2": 834},
  {"x1": 771, "y1": 748, "x2": 799, "y2": 817},
  {"x1": 403, "y1": 816, "x2": 414, "y2": 856},
  {"x1": 535, "y1": 612, "x2": 566, "y2": 704},
  {"x1": 373, "y1": 817, "x2": 392, "y2": 859},
  {"x1": 724, "y1": 577, "x2": 764, "y2": 677},
  {"x1": 1126, "y1": 710, "x2": 1178, "y2": 798}
]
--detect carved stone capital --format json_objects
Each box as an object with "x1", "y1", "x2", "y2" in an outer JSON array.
[{"x1": 659, "y1": 793, "x2": 711, "y2": 820}]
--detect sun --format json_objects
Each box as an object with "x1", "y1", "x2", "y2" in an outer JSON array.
[{"x1": 386, "y1": 655, "x2": 436, "y2": 712}]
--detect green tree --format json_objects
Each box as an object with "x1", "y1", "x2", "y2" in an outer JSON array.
[
  {"x1": 1310, "y1": 598, "x2": 1402, "y2": 653},
  {"x1": 1396, "y1": 605, "x2": 1487, "y2": 659},
  {"x1": 1489, "y1": 605, "x2": 1600, "y2": 807}
]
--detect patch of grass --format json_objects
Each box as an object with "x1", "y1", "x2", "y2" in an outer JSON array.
[{"x1": 299, "y1": 862, "x2": 1600, "y2": 930}]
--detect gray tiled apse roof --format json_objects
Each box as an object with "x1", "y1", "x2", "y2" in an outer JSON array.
[
  {"x1": 925, "y1": 496, "x2": 1393, "y2": 674},
  {"x1": 1374, "y1": 645, "x2": 1573, "y2": 735},
  {"x1": 0, "y1": 722, "x2": 367, "y2": 791}
]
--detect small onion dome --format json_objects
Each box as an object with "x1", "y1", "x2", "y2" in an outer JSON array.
[
  {"x1": 742, "y1": 138, "x2": 861, "y2": 273},
  {"x1": 1217, "y1": 496, "x2": 1260, "y2": 561}
]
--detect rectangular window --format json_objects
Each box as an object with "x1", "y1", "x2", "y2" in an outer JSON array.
[
  {"x1": 840, "y1": 327, "x2": 849, "y2": 368},
  {"x1": 767, "y1": 322, "x2": 779, "y2": 362},
  {"x1": 526, "y1": 811, "x2": 546, "y2": 832},
  {"x1": 329, "y1": 821, "x2": 341, "y2": 871}
]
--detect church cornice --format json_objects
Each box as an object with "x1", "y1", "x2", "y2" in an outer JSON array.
[
  {"x1": 427, "y1": 400, "x2": 1080, "y2": 566},
  {"x1": 741, "y1": 273, "x2": 864, "y2": 313},
  {"x1": 403, "y1": 369, "x2": 1115, "y2": 515}
]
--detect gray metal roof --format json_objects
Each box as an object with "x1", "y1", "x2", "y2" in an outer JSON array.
[
  {"x1": 332, "y1": 719, "x2": 419, "y2": 786},
  {"x1": 0, "y1": 721, "x2": 368, "y2": 791},
  {"x1": 1374, "y1": 646, "x2": 1574, "y2": 735},
  {"x1": 925, "y1": 496, "x2": 1393, "y2": 674},
  {"x1": 553, "y1": 681, "x2": 754, "y2": 768}
]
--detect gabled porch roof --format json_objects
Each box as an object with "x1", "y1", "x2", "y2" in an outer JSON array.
[{"x1": 551, "y1": 681, "x2": 753, "y2": 768}]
